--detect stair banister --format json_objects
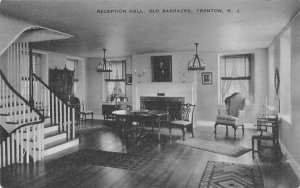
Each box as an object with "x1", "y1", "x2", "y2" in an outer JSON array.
[{"x1": 0, "y1": 68, "x2": 45, "y2": 168}]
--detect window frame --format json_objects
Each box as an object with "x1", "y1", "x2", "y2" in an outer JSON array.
[{"x1": 218, "y1": 53, "x2": 253, "y2": 104}]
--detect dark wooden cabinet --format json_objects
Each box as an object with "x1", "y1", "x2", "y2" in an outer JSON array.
[{"x1": 49, "y1": 67, "x2": 74, "y2": 101}]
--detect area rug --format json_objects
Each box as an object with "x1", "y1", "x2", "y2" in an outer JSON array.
[
  {"x1": 75, "y1": 126, "x2": 112, "y2": 134},
  {"x1": 199, "y1": 161, "x2": 264, "y2": 188},
  {"x1": 176, "y1": 138, "x2": 251, "y2": 157},
  {"x1": 46, "y1": 148, "x2": 157, "y2": 171}
]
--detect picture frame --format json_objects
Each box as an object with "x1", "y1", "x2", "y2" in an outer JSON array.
[
  {"x1": 126, "y1": 74, "x2": 132, "y2": 85},
  {"x1": 151, "y1": 55, "x2": 172, "y2": 82},
  {"x1": 202, "y1": 72, "x2": 212, "y2": 85}
]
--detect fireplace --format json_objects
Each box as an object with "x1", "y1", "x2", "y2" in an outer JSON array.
[{"x1": 140, "y1": 96, "x2": 184, "y2": 120}]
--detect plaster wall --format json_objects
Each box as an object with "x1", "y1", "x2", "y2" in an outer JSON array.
[{"x1": 131, "y1": 49, "x2": 268, "y2": 125}]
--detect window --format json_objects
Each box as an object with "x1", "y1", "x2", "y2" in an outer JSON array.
[
  {"x1": 279, "y1": 27, "x2": 291, "y2": 120},
  {"x1": 219, "y1": 54, "x2": 252, "y2": 104},
  {"x1": 103, "y1": 60, "x2": 126, "y2": 102}
]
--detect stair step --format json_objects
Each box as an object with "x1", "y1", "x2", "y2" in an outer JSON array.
[
  {"x1": 44, "y1": 124, "x2": 59, "y2": 134},
  {"x1": 44, "y1": 131, "x2": 67, "y2": 145},
  {"x1": 45, "y1": 138, "x2": 68, "y2": 150},
  {"x1": 44, "y1": 123, "x2": 59, "y2": 128},
  {"x1": 44, "y1": 130, "x2": 64, "y2": 138},
  {"x1": 44, "y1": 138, "x2": 79, "y2": 157}
]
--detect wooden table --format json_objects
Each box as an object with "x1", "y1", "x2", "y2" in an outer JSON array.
[{"x1": 112, "y1": 110, "x2": 169, "y2": 141}]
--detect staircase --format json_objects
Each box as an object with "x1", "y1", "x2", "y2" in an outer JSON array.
[{"x1": 0, "y1": 42, "x2": 79, "y2": 168}]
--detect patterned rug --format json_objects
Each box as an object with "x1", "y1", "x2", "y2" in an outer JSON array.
[
  {"x1": 176, "y1": 138, "x2": 251, "y2": 157},
  {"x1": 75, "y1": 126, "x2": 112, "y2": 134},
  {"x1": 199, "y1": 161, "x2": 264, "y2": 188},
  {"x1": 46, "y1": 147, "x2": 157, "y2": 171}
]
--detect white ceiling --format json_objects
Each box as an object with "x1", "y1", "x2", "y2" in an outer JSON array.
[{"x1": 0, "y1": 0, "x2": 299, "y2": 58}]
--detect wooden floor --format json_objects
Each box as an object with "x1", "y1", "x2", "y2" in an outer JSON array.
[{"x1": 1, "y1": 120, "x2": 299, "y2": 188}]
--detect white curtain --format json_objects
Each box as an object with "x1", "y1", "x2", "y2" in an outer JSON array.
[
  {"x1": 104, "y1": 60, "x2": 126, "y2": 101},
  {"x1": 220, "y1": 55, "x2": 251, "y2": 103}
]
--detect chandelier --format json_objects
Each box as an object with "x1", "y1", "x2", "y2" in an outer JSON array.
[
  {"x1": 188, "y1": 43, "x2": 206, "y2": 71},
  {"x1": 97, "y1": 48, "x2": 112, "y2": 72}
]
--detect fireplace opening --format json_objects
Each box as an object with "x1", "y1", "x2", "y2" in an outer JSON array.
[{"x1": 140, "y1": 96, "x2": 184, "y2": 120}]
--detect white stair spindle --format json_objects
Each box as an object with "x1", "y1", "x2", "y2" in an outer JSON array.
[
  {"x1": 32, "y1": 124, "x2": 36, "y2": 163},
  {"x1": 51, "y1": 93, "x2": 55, "y2": 124},
  {"x1": 7, "y1": 137, "x2": 10, "y2": 166},
  {"x1": 72, "y1": 108, "x2": 75, "y2": 139},
  {"x1": 2, "y1": 141, "x2": 6, "y2": 167},
  {"x1": 20, "y1": 127, "x2": 24, "y2": 163},
  {"x1": 26, "y1": 126, "x2": 29, "y2": 164},
  {"x1": 16, "y1": 129, "x2": 19, "y2": 163},
  {"x1": 59, "y1": 100, "x2": 63, "y2": 131},
  {"x1": 67, "y1": 107, "x2": 71, "y2": 140},
  {"x1": 64, "y1": 104, "x2": 67, "y2": 132},
  {"x1": 11, "y1": 133, "x2": 15, "y2": 164},
  {"x1": 37, "y1": 124, "x2": 41, "y2": 161}
]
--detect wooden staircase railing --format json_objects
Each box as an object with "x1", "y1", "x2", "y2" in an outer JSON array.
[
  {"x1": 0, "y1": 69, "x2": 45, "y2": 168},
  {"x1": 32, "y1": 73, "x2": 76, "y2": 141}
]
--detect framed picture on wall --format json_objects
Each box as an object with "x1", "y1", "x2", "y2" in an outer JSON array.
[
  {"x1": 202, "y1": 72, "x2": 212, "y2": 85},
  {"x1": 126, "y1": 74, "x2": 132, "y2": 85},
  {"x1": 151, "y1": 55, "x2": 172, "y2": 82}
]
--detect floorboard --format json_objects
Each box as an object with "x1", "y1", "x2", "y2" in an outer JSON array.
[{"x1": 1, "y1": 119, "x2": 299, "y2": 188}]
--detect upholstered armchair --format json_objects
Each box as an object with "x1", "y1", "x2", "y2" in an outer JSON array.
[{"x1": 214, "y1": 93, "x2": 246, "y2": 137}]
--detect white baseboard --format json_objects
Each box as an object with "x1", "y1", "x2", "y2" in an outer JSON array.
[{"x1": 280, "y1": 140, "x2": 300, "y2": 180}]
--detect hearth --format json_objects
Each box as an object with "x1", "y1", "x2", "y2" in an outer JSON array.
[{"x1": 140, "y1": 96, "x2": 184, "y2": 120}]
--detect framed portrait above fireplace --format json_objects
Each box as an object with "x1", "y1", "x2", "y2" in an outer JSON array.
[{"x1": 151, "y1": 55, "x2": 172, "y2": 82}]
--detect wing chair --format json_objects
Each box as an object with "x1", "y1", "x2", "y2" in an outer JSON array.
[{"x1": 214, "y1": 93, "x2": 246, "y2": 137}]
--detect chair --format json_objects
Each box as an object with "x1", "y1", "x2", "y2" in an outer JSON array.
[
  {"x1": 168, "y1": 103, "x2": 195, "y2": 141},
  {"x1": 79, "y1": 100, "x2": 93, "y2": 123},
  {"x1": 252, "y1": 114, "x2": 281, "y2": 159},
  {"x1": 115, "y1": 97, "x2": 132, "y2": 110},
  {"x1": 214, "y1": 92, "x2": 246, "y2": 137},
  {"x1": 113, "y1": 97, "x2": 132, "y2": 128}
]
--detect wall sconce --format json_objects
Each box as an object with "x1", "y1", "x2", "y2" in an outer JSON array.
[{"x1": 134, "y1": 68, "x2": 146, "y2": 83}]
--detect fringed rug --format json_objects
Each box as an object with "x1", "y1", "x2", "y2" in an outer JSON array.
[
  {"x1": 199, "y1": 161, "x2": 264, "y2": 188},
  {"x1": 176, "y1": 138, "x2": 251, "y2": 157},
  {"x1": 46, "y1": 148, "x2": 157, "y2": 171}
]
